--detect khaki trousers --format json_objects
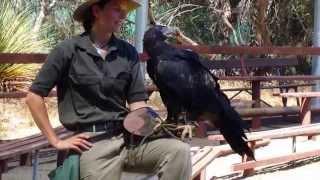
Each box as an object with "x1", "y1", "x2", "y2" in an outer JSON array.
[{"x1": 80, "y1": 133, "x2": 191, "y2": 180}]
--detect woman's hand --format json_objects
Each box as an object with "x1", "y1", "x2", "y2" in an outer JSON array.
[
  {"x1": 52, "y1": 133, "x2": 93, "y2": 154},
  {"x1": 26, "y1": 92, "x2": 94, "y2": 153}
]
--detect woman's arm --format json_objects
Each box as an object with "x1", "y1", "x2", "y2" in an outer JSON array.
[{"x1": 26, "y1": 92, "x2": 93, "y2": 153}]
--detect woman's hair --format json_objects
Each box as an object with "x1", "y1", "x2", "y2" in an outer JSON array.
[{"x1": 82, "y1": 0, "x2": 111, "y2": 32}]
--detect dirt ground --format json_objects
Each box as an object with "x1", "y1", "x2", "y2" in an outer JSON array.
[{"x1": 0, "y1": 97, "x2": 60, "y2": 140}]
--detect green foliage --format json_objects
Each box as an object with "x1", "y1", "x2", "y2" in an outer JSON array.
[
  {"x1": 0, "y1": 0, "x2": 51, "y2": 85},
  {"x1": 229, "y1": 22, "x2": 253, "y2": 46},
  {"x1": 177, "y1": 8, "x2": 216, "y2": 44},
  {"x1": 151, "y1": 1, "x2": 215, "y2": 44},
  {"x1": 0, "y1": 1, "x2": 49, "y2": 53},
  {"x1": 268, "y1": 0, "x2": 313, "y2": 46},
  {"x1": 119, "y1": 11, "x2": 137, "y2": 43},
  {"x1": 42, "y1": 1, "x2": 84, "y2": 46},
  {"x1": 32, "y1": 0, "x2": 137, "y2": 46},
  {"x1": 150, "y1": 0, "x2": 313, "y2": 74}
]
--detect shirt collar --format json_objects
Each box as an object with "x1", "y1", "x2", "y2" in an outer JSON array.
[
  {"x1": 75, "y1": 32, "x2": 119, "y2": 58},
  {"x1": 107, "y1": 34, "x2": 119, "y2": 55}
]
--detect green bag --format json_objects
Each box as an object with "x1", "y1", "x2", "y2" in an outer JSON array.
[{"x1": 48, "y1": 154, "x2": 80, "y2": 180}]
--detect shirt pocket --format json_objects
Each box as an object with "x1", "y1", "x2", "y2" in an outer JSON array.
[
  {"x1": 69, "y1": 74, "x2": 101, "y2": 85},
  {"x1": 69, "y1": 74, "x2": 101, "y2": 118},
  {"x1": 115, "y1": 71, "x2": 131, "y2": 91},
  {"x1": 102, "y1": 71, "x2": 131, "y2": 98}
]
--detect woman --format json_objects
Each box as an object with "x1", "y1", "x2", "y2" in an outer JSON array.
[{"x1": 26, "y1": 0, "x2": 191, "y2": 179}]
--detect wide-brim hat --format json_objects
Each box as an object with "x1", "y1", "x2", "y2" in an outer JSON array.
[{"x1": 73, "y1": 0, "x2": 141, "y2": 22}]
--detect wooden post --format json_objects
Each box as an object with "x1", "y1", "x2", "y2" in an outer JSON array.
[
  {"x1": 20, "y1": 153, "x2": 32, "y2": 166},
  {"x1": 0, "y1": 160, "x2": 8, "y2": 173},
  {"x1": 251, "y1": 80, "x2": 261, "y2": 129},
  {"x1": 193, "y1": 174, "x2": 201, "y2": 180},
  {"x1": 192, "y1": 170, "x2": 205, "y2": 180},
  {"x1": 0, "y1": 159, "x2": 8, "y2": 180},
  {"x1": 239, "y1": 54, "x2": 248, "y2": 75},
  {"x1": 300, "y1": 97, "x2": 312, "y2": 125},
  {"x1": 242, "y1": 141, "x2": 256, "y2": 176},
  {"x1": 300, "y1": 97, "x2": 315, "y2": 140},
  {"x1": 233, "y1": 149, "x2": 320, "y2": 171},
  {"x1": 280, "y1": 87, "x2": 289, "y2": 120},
  {"x1": 32, "y1": 150, "x2": 39, "y2": 180}
]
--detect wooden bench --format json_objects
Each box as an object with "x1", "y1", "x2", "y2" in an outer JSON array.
[
  {"x1": 201, "y1": 57, "x2": 298, "y2": 70},
  {"x1": 145, "y1": 57, "x2": 318, "y2": 129},
  {"x1": 279, "y1": 92, "x2": 320, "y2": 124},
  {"x1": 190, "y1": 139, "x2": 270, "y2": 180},
  {"x1": 0, "y1": 127, "x2": 73, "y2": 180},
  {"x1": 201, "y1": 57, "x2": 311, "y2": 104},
  {"x1": 146, "y1": 57, "x2": 310, "y2": 105},
  {"x1": 189, "y1": 88, "x2": 320, "y2": 176},
  {"x1": 147, "y1": 84, "x2": 320, "y2": 141},
  {"x1": 223, "y1": 83, "x2": 314, "y2": 107},
  {"x1": 204, "y1": 123, "x2": 320, "y2": 175},
  {"x1": 231, "y1": 123, "x2": 320, "y2": 173},
  {"x1": 1, "y1": 128, "x2": 213, "y2": 180}
]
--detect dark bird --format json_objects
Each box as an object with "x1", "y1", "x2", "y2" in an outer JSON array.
[{"x1": 143, "y1": 25, "x2": 254, "y2": 159}]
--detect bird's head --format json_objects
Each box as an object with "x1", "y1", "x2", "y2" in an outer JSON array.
[
  {"x1": 143, "y1": 25, "x2": 177, "y2": 44},
  {"x1": 142, "y1": 25, "x2": 177, "y2": 61}
]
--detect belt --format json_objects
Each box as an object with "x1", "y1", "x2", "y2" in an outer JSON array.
[{"x1": 76, "y1": 121, "x2": 124, "y2": 135}]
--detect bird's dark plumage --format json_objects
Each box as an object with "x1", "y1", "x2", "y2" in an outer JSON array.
[{"x1": 143, "y1": 25, "x2": 254, "y2": 159}]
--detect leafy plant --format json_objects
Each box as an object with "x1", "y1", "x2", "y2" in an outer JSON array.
[{"x1": 0, "y1": 0, "x2": 51, "y2": 91}]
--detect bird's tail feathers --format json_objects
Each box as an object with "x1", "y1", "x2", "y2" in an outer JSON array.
[{"x1": 212, "y1": 92, "x2": 255, "y2": 159}]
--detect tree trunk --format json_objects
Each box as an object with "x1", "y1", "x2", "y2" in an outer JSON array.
[
  {"x1": 253, "y1": 0, "x2": 271, "y2": 46},
  {"x1": 32, "y1": 0, "x2": 57, "y2": 35}
]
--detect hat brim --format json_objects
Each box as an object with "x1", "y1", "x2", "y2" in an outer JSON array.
[
  {"x1": 73, "y1": 0, "x2": 140, "y2": 22},
  {"x1": 120, "y1": 0, "x2": 140, "y2": 12}
]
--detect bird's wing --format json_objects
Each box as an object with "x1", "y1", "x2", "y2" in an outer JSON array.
[
  {"x1": 157, "y1": 49, "x2": 254, "y2": 159},
  {"x1": 156, "y1": 59, "x2": 193, "y2": 102}
]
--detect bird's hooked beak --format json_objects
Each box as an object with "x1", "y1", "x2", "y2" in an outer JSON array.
[{"x1": 160, "y1": 26, "x2": 177, "y2": 38}]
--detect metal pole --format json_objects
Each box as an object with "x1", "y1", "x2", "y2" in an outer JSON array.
[
  {"x1": 312, "y1": 0, "x2": 320, "y2": 110},
  {"x1": 135, "y1": 0, "x2": 148, "y2": 79},
  {"x1": 32, "y1": 150, "x2": 39, "y2": 180}
]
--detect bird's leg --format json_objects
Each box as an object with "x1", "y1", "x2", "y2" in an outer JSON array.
[
  {"x1": 178, "y1": 112, "x2": 193, "y2": 141},
  {"x1": 165, "y1": 109, "x2": 175, "y2": 124},
  {"x1": 166, "y1": 106, "x2": 180, "y2": 124},
  {"x1": 184, "y1": 112, "x2": 192, "y2": 140}
]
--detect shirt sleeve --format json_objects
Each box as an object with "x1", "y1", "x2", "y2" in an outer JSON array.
[
  {"x1": 127, "y1": 49, "x2": 148, "y2": 103},
  {"x1": 29, "y1": 45, "x2": 69, "y2": 97}
]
